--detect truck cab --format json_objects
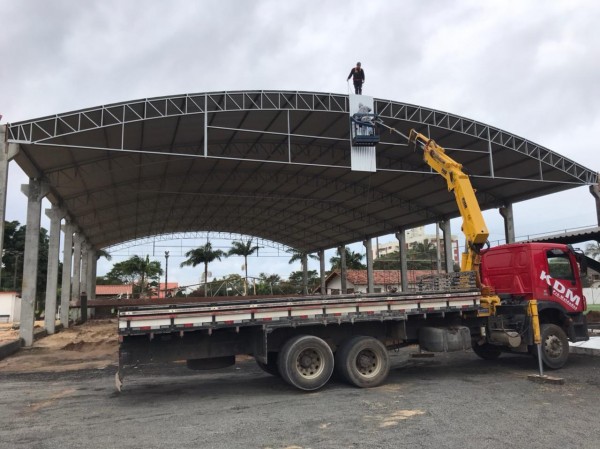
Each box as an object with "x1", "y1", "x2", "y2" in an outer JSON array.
[{"x1": 480, "y1": 242, "x2": 589, "y2": 347}]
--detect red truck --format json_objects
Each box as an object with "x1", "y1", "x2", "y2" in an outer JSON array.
[{"x1": 116, "y1": 130, "x2": 589, "y2": 391}]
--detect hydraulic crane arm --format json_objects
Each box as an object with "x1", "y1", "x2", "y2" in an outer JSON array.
[{"x1": 407, "y1": 130, "x2": 489, "y2": 272}]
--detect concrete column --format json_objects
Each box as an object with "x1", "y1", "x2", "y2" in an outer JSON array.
[
  {"x1": 80, "y1": 243, "x2": 89, "y2": 323},
  {"x1": 89, "y1": 250, "x2": 97, "y2": 300},
  {"x1": 60, "y1": 222, "x2": 74, "y2": 328},
  {"x1": 339, "y1": 245, "x2": 347, "y2": 294},
  {"x1": 363, "y1": 239, "x2": 374, "y2": 293},
  {"x1": 499, "y1": 203, "x2": 515, "y2": 243},
  {"x1": 319, "y1": 249, "x2": 326, "y2": 295},
  {"x1": 20, "y1": 179, "x2": 49, "y2": 346},
  {"x1": 0, "y1": 127, "x2": 19, "y2": 284},
  {"x1": 435, "y1": 223, "x2": 442, "y2": 273},
  {"x1": 44, "y1": 205, "x2": 66, "y2": 334},
  {"x1": 396, "y1": 230, "x2": 408, "y2": 292},
  {"x1": 590, "y1": 180, "x2": 600, "y2": 226},
  {"x1": 302, "y1": 253, "x2": 308, "y2": 295},
  {"x1": 71, "y1": 234, "x2": 83, "y2": 304},
  {"x1": 441, "y1": 220, "x2": 454, "y2": 273}
]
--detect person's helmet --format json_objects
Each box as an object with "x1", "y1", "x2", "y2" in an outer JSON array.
[{"x1": 357, "y1": 62, "x2": 361, "y2": 66}]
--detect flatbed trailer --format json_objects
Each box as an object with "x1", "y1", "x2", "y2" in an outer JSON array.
[{"x1": 118, "y1": 272, "x2": 491, "y2": 390}]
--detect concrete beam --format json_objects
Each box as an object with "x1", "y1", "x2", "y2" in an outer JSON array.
[
  {"x1": 499, "y1": 203, "x2": 516, "y2": 243},
  {"x1": 0, "y1": 126, "x2": 19, "y2": 284},
  {"x1": 441, "y1": 220, "x2": 454, "y2": 273},
  {"x1": 19, "y1": 179, "x2": 49, "y2": 346},
  {"x1": 319, "y1": 249, "x2": 326, "y2": 295},
  {"x1": 339, "y1": 245, "x2": 347, "y2": 294},
  {"x1": 60, "y1": 222, "x2": 74, "y2": 328},
  {"x1": 363, "y1": 239, "x2": 374, "y2": 293},
  {"x1": 396, "y1": 230, "x2": 408, "y2": 292},
  {"x1": 44, "y1": 205, "x2": 66, "y2": 334}
]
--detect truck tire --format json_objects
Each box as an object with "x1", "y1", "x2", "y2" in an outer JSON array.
[
  {"x1": 536, "y1": 323, "x2": 569, "y2": 370},
  {"x1": 256, "y1": 352, "x2": 279, "y2": 377},
  {"x1": 472, "y1": 342, "x2": 502, "y2": 360},
  {"x1": 277, "y1": 335, "x2": 334, "y2": 391},
  {"x1": 335, "y1": 336, "x2": 390, "y2": 388}
]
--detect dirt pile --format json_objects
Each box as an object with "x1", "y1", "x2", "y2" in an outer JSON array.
[{"x1": 0, "y1": 319, "x2": 118, "y2": 373}]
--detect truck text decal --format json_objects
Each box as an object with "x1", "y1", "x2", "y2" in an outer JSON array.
[{"x1": 539, "y1": 271, "x2": 580, "y2": 309}]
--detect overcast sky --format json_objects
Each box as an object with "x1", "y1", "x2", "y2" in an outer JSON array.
[{"x1": 1, "y1": 0, "x2": 599, "y2": 288}]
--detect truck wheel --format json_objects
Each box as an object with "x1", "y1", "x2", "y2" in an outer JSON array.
[
  {"x1": 278, "y1": 335, "x2": 334, "y2": 391},
  {"x1": 537, "y1": 323, "x2": 569, "y2": 370},
  {"x1": 335, "y1": 336, "x2": 390, "y2": 388},
  {"x1": 256, "y1": 352, "x2": 279, "y2": 377},
  {"x1": 472, "y1": 342, "x2": 502, "y2": 360}
]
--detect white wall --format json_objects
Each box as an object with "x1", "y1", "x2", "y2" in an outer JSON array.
[
  {"x1": 0, "y1": 292, "x2": 20, "y2": 323},
  {"x1": 583, "y1": 288, "x2": 600, "y2": 305}
]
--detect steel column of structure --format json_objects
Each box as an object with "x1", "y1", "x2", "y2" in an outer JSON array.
[
  {"x1": 80, "y1": 244, "x2": 89, "y2": 322},
  {"x1": 60, "y1": 222, "x2": 74, "y2": 327},
  {"x1": 591, "y1": 182, "x2": 600, "y2": 226},
  {"x1": 441, "y1": 220, "x2": 454, "y2": 273},
  {"x1": 499, "y1": 203, "x2": 516, "y2": 244},
  {"x1": 301, "y1": 253, "x2": 308, "y2": 295},
  {"x1": 396, "y1": 230, "x2": 408, "y2": 292},
  {"x1": 339, "y1": 245, "x2": 347, "y2": 294},
  {"x1": 20, "y1": 179, "x2": 49, "y2": 346},
  {"x1": 44, "y1": 205, "x2": 66, "y2": 334},
  {"x1": 0, "y1": 126, "x2": 19, "y2": 283},
  {"x1": 71, "y1": 233, "x2": 83, "y2": 311},
  {"x1": 319, "y1": 249, "x2": 326, "y2": 295},
  {"x1": 86, "y1": 247, "x2": 96, "y2": 301},
  {"x1": 363, "y1": 239, "x2": 374, "y2": 293}
]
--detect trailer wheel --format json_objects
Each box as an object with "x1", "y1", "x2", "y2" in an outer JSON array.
[
  {"x1": 536, "y1": 323, "x2": 569, "y2": 370},
  {"x1": 471, "y1": 342, "x2": 502, "y2": 360},
  {"x1": 278, "y1": 335, "x2": 334, "y2": 391},
  {"x1": 256, "y1": 352, "x2": 279, "y2": 377},
  {"x1": 335, "y1": 336, "x2": 390, "y2": 388}
]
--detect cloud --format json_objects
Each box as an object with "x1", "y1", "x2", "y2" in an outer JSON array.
[{"x1": 2, "y1": 0, "x2": 599, "y2": 281}]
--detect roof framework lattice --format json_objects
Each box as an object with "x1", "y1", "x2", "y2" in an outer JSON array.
[{"x1": 7, "y1": 90, "x2": 597, "y2": 252}]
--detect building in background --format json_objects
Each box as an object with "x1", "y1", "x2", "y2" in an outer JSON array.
[{"x1": 373, "y1": 226, "x2": 460, "y2": 264}]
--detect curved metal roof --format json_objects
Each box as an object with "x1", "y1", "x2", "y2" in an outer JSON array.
[{"x1": 6, "y1": 90, "x2": 598, "y2": 252}]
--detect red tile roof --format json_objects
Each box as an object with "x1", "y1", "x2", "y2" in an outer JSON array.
[{"x1": 96, "y1": 285, "x2": 133, "y2": 296}]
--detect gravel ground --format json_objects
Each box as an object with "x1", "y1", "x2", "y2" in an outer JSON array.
[{"x1": 1, "y1": 348, "x2": 599, "y2": 449}]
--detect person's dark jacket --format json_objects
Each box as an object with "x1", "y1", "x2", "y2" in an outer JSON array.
[{"x1": 347, "y1": 68, "x2": 365, "y2": 84}]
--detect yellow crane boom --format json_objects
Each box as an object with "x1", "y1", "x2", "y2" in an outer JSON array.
[{"x1": 407, "y1": 130, "x2": 489, "y2": 273}]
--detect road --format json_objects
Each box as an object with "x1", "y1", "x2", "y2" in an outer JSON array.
[{"x1": 1, "y1": 348, "x2": 599, "y2": 449}]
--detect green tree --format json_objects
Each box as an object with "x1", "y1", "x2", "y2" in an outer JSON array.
[
  {"x1": 287, "y1": 248, "x2": 319, "y2": 294},
  {"x1": 285, "y1": 270, "x2": 319, "y2": 294},
  {"x1": 407, "y1": 239, "x2": 438, "y2": 270},
  {"x1": 255, "y1": 273, "x2": 282, "y2": 295},
  {"x1": 104, "y1": 255, "x2": 162, "y2": 297},
  {"x1": 228, "y1": 238, "x2": 260, "y2": 295},
  {"x1": 329, "y1": 247, "x2": 366, "y2": 270},
  {"x1": 180, "y1": 242, "x2": 226, "y2": 297},
  {"x1": 1, "y1": 221, "x2": 51, "y2": 318}
]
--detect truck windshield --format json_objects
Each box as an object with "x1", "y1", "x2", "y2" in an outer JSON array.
[{"x1": 546, "y1": 251, "x2": 575, "y2": 281}]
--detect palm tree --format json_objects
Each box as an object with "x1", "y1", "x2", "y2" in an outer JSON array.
[
  {"x1": 180, "y1": 242, "x2": 226, "y2": 297},
  {"x1": 287, "y1": 249, "x2": 318, "y2": 295},
  {"x1": 228, "y1": 238, "x2": 261, "y2": 295},
  {"x1": 329, "y1": 247, "x2": 366, "y2": 270}
]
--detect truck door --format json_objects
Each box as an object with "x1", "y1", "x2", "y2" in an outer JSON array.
[{"x1": 539, "y1": 248, "x2": 585, "y2": 313}]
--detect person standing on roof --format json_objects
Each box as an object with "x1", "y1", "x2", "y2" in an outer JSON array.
[{"x1": 347, "y1": 62, "x2": 365, "y2": 94}]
